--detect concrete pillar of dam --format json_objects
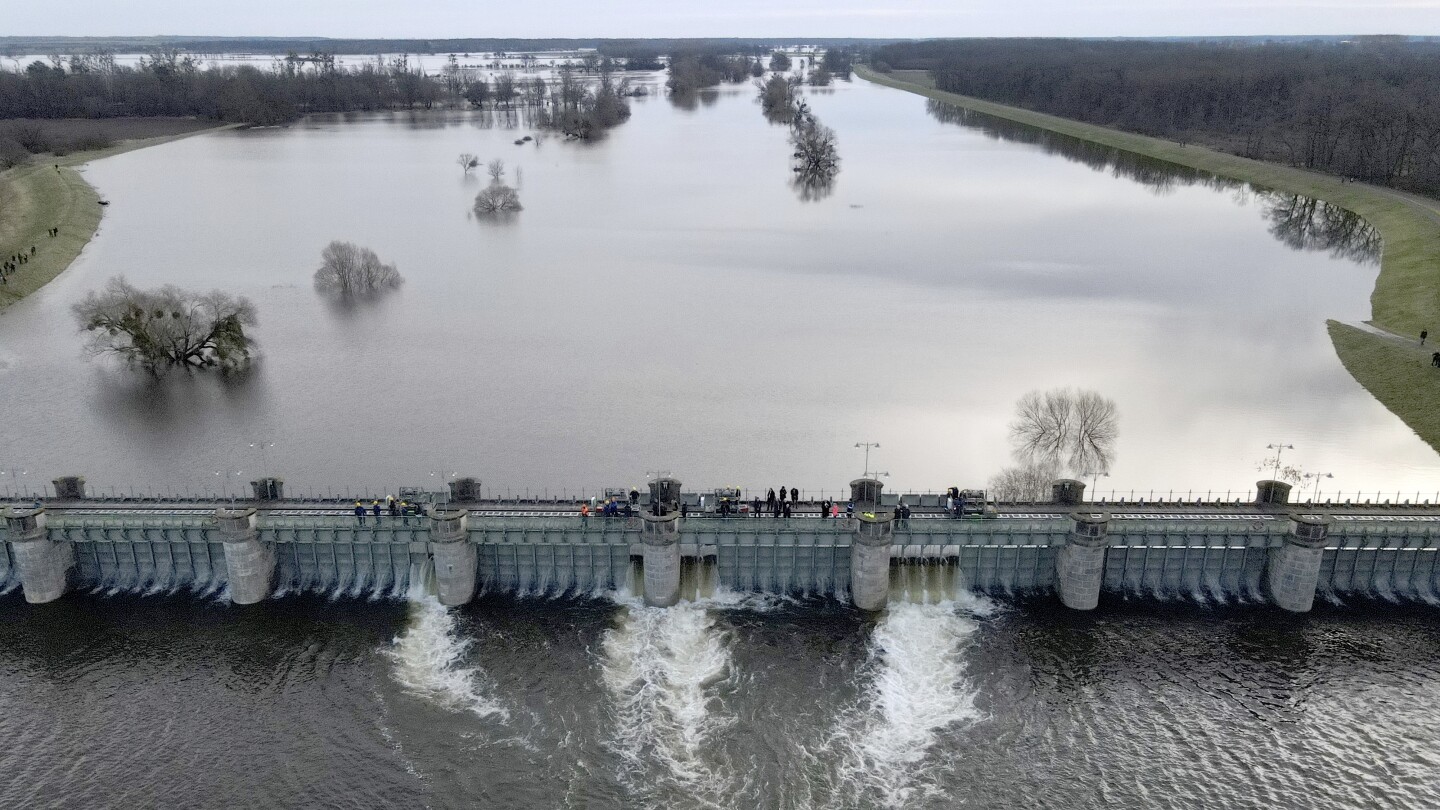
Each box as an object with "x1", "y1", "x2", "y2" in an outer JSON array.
[
  {"x1": 215, "y1": 507, "x2": 274, "y2": 605},
  {"x1": 2, "y1": 506, "x2": 73, "y2": 604},
  {"x1": 428, "y1": 509, "x2": 477, "y2": 607},
  {"x1": 849, "y1": 478, "x2": 896, "y2": 612},
  {"x1": 1052, "y1": 479, "x2": 1086, "y2": 506},
  {"x1": 640, "y1": 477, "x2": 684, "y2": 608},
  {"x1": 1056, "y1": 512, "x2": 1112, "y2": 610},
  {"x1": 52, "y1": 476, "x2": 86, "y2": 501},
  {"x1": 1255, "y1": 480, "x2": 1292, "y2": 507},
  {"x1": 250, "y1": 477, "x2": 284, "y2": 502},
  {"x1": 448, "y1": 477, "x2": 480, "y2": 503},
  {"x1": 1267, "y1": 514, "x2": 1331, "y2": 613}
]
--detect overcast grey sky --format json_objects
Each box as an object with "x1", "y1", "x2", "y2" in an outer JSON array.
[{"x1": 9, "y1": 0, "x2": 1439, "y2": 39}]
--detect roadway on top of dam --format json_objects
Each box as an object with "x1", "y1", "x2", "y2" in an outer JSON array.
[{"x1": 12, "y1": 497, "x2": 1440, "y2": 523}]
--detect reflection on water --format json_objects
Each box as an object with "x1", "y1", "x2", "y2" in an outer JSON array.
[
  {"x1": 926, "y1": 99, "x2": 1235, "y2": 194},
  {"x1": 0, "y1": 78, "x2": 1431, "y2": 497},
  {"x1": 791, "y1": 171, "x2": 836, "y2": 202},
  {"x1": 1265, "y1": 194, "x2": 1382, "y2": 264},
  {"x1": 925, "y1": 99, "x2": 1382, "y2": 265}
]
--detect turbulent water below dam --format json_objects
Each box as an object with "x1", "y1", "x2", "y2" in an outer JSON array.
[{"x1": 2, "y1": 577, "x2": 1437, "y2": 809}]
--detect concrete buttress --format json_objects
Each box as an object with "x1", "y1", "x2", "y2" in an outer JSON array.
[
  {"x1": 215, "y1": 507, "x2": 275, "y2": 605},
  {"x1": 428, "y1": 509, "x2": 477, "y2": 606},
  {"x1": 3, "y1": 507, "x2": 72, "y2": 604}
]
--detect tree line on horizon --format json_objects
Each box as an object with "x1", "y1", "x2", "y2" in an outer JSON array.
[
  {"x1": 872, "y1": 38, "x2": 1440, "y2": 196},
  {"x1": 0, "y1": 50, "x2": 643, "y2": 136}
]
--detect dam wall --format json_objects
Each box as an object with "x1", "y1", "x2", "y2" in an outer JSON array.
[{"x1": 4, "y1": 505, "x2": 1439, "y2": 609}]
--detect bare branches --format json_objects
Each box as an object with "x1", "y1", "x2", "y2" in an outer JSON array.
[
  {"x1": 473, "y1": 183, "x2": 523, "y2": 214},
  {"x1": 1008, "y1": 388, "x2": 1118, "y2": 476},
  {"x1": 457, "y1": 153, "x2": 478, "y2": 174},
  {"x1": 314, "y1": 241, "x2": 403, "y2": 295},
  {"x1": 486, "y1": 159, "x2": 505, "y2": 183},
  {"x1": 989, "y1": 462, "x2": 1062, "y2": 502},
  {"x1": 72, "y1": 276, "x2": 256, "y2": 371}
]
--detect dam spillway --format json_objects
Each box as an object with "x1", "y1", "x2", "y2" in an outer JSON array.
[{"x1": 4, "y1": 486, "x2": 1439, "y2": 611}]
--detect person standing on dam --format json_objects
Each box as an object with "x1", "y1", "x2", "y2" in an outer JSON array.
[
  {"x1": 790, "y1": 487, "x2": 798, "y2": 503},
  {"x1": 354, "y1": 501, "x2": 366, "y2": 525},
  {"x1": 371, "y1": 500, "x2": 382, "y2": 521}
]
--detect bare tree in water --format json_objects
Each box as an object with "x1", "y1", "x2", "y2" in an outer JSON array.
[
  {"x1": 457, "y1": 153, "x2": 478, "y2": 174},
  {"x1": 1009, "y1": 388, "x2": 1118, "y2": 476},
  {"x1": 73, "y1": 277, "x2": 256, "y2": 371},
  {"x1": 314, "y1": 241, "x2": 404, "y2": 295},
  {"x1": 487, "y1": 159, "x2": 506, "y2": 183},
  {"x1": 474, "y1": 183, "x2": 523, "y2": 214}
]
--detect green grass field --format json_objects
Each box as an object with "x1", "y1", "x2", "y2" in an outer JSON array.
[
  {"x1": 1328, "y1": 322, "x2": 1440, "y2": 448},
  {"x1": 858, "y1": 65, "x2": 1440, "y2": 453}
]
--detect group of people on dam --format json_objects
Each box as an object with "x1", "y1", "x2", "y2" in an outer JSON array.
[{"x1": 352, "y1": 497, "x2": 426, "y2": 524}]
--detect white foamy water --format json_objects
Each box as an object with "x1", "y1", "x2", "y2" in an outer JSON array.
[
  {"x1": 600, "y1": 597, "x2": 735, "y2": 797},
  {"x1": 387, "y1": 563, "x2": 507, "y2": 720},
  {"x1": 831, "y1": 601, "x2": 984, "y2": 808}
]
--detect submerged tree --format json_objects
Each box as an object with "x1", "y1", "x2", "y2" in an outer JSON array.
[
  {"x1": 73, "y1": 277, "x2": 257, "y2": 371},
  {"x1": 536, "y1": 76, "x2": 632, "y2": 140},
  {"x1": 314, "y1": 241, "x2": 404, "y2": 295},
  {"x1": 457, "y1": 152, "x2": 478, "y2": 174},
  {"x1": 756, "y1": 73, "x2": 798, "y2": 123},
  {"x1": 1008, "y1": 388, "x2": 1119, "y2": 476},
  {"x1": 789, "y1": 100, "x2": 839, "y2": 200},
  {"x1": 474, "y1": 183, "x2": 523, "y2": 214}
]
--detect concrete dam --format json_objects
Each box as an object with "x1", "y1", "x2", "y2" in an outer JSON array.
[{"x1": 3, "y1": 477, "x2": 1439, "y2": 613}]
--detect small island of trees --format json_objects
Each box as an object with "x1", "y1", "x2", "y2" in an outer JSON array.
[
  {"x1": 72, "y1": 277, "x2": 257, "y2": 371},
  {"x1": 314, "y1": 241, "x2": 404, "y2": 295}
]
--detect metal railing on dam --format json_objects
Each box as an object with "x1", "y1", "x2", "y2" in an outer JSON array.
[{"x1": 4, "y1": 494, "x2": 1440, "y2": 612}]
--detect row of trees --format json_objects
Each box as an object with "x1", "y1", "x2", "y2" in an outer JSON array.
[
  {"x1": 872, "y1": 38, "x2": 1440, "y2": 195},
  {"x1": 754, "y1": 74, "x2": 841, "y2": 201},
  {"x1": 0, "y1": 51, "x2": 641, "y2": 127}
]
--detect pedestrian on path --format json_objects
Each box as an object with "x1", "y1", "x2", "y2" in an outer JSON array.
[
  {"x1": 1423, "y1": 330, "x2": 1429, "y2": 346},
  {"x1": 1431, "y1": 351, "x2": 1439, "y2": 368}
]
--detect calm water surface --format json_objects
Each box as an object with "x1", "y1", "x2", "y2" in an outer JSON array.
[
  {"x1": 1, "y1": 589, "x2": 1437, "y2": 809},
  {"x1": 0, "y1": 76, "x2": 1435, "y2": 497}
]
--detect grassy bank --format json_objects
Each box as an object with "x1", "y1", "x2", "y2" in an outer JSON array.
[
  {"x1": 0, "y1": 120, "x2": 235, "y2": 312},
  {"x1": 859, "y1": 65, "x2": 1440, "y2": 452},
  {"x1": 1328, "y1": 322, "x2": 1440, "y2": 448}
]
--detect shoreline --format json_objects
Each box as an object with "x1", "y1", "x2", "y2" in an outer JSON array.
[
  {"x1": 0, "y1": 122, "x2": 238, "y2": 312},
  {"x1": 857, "y1": 65, "x2": 1440, "y2": 453}
]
